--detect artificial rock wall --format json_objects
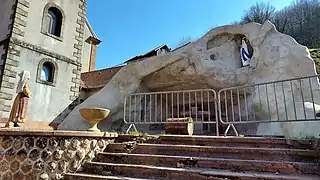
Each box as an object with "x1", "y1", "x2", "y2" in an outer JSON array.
[
  {"x1": 0, "y1": 130, "x2": 117, "y2": 180},
  {"x1": 59, "y1": 21, "x2": 320, "y2": 138}
]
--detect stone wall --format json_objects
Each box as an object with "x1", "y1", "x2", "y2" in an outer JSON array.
[
  {"x1": 0, "y1": 0, "x2": 88, "y2": 123},
  {"x1": 70, "y1": 0, "x2": 87, "y2": 102},
  {"x1": 0, "y1": 129, "x2": 117, "y2": 180},
  {"x1": 0, "y1": 0, "x2": 18, "y2": 118}
]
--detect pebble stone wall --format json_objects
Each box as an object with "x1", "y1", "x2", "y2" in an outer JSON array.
[{"x1": 0, "y1": 130, "x2": 117, "y2": 180}]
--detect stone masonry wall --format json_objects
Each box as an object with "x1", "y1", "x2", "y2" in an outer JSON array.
[
  {"x1": 70, "y1": 0, "x2": 87, "y2": 102},
  {"x1": 0, "y1": 130, "x2": 117, "y2": 180},
  {"x1": 0, "y1": 0, "x2": 87, "y2": 122},
  {"x1": 0, "y1": 0, "x2": 20, "y2": 118},
  {"x1": 0, "y1": 0, "x2": 17, "y2": 80}
]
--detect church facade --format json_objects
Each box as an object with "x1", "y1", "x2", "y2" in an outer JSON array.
[{"x1": 0, "y1": 0, "x2": 100, "y2": 126}]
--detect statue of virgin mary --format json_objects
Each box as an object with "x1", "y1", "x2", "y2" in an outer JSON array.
[{"x1": 240, "y1": 37, "x2": 251, "y2": 67}]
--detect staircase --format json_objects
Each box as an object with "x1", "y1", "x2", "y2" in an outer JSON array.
[{"x1": 65, "y1": 135, "x2": 320, "y2": 180}]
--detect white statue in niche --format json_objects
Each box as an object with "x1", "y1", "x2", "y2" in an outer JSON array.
[{"x1": 240, "y1": 37, "x2": 251, "y2": 67}]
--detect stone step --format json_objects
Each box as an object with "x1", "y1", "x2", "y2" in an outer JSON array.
[
  {"x1": 141, "y1": 135, "x2": 317, "y2": 149},
  {"x1": 94, "y1": 152, "x2": 319, "y2": 175},
  {"x1": 80, "y1": 162, "x2": 320, "y2": 180},
  {"x1": 106, "y1": 143, "x2": 318, "y2": 163},
  {"x1": 64, "y1": 173, "x2": 154, "y2": 180}
]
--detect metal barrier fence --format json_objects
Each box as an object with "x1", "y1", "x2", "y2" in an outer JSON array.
[
  {"x1": 123, "y1": 75, "x2": 320, "y2": 136},
  {"x1": 123, "y1": 89, "x2": 218, "y2": 135},
  {"x1": 217, "y1": 74, "x2": 320, "y2": 136}
]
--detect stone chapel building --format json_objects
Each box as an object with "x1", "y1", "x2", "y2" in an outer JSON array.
[{"x1": 0, "y1": 0, "x2": 100, "y2": 127}]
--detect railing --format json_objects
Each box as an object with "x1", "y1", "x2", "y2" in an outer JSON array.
[
  {"x1": 123, "y1": 89, "x2": 218, "y2": 135},
  {"x1": 218, "y1": 74, "x2": 320, "y2": 136},
  {"x1": 123, "y1": 75, "x2": 320, "y2": 137}
]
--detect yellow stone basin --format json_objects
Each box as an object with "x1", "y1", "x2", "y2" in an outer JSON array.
[{"x1": 79, "y1": 108, "x2": 110, "y2": 132}]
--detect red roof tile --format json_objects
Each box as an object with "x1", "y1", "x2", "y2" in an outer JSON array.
[{"x1": 81, "y1": 66, "x2": 124, "y2": 89}]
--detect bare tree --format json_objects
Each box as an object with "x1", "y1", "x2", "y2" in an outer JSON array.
[
  {"x1": 273, "y1": 7, "x2": 290, "y2": 32},
  {"x1": 240, "y1": 2, "x2": 276, "y2": 24},
  {"x1": 238, "y1": 0, "x2": 320, "y2": 48},
  {"x1": 272, "y1": 0, "x2": 320, "y2": 48}
]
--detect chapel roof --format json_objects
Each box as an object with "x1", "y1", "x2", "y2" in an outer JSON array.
[
  {"x1": 80, "y1": 65, "x2": 124, "y2": 89},
  {"x1": 81, "y1": 44, "x2": 171, "y2": 89},
  {"x1": 123, "y1": 44, "x2": 170, "y2": 64}
]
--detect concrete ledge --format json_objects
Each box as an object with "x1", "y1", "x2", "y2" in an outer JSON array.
[{"x1": 0, "y1": 128, "x2": 118, "y2": 137}]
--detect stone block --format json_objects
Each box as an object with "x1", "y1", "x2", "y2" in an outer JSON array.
[
  {"x1": 4, "y1": 64, "x2": 12, "y2": 71},
  {"x1": 70, "y1": 86, "x2": 79, "y2": 92},
  {"x1": 15, "y1": 13, "x2": 27, "y2": 22},
  {"x1": 71, "y1": 78, "x2": 80, "y2": 84},
  {"x1": 75, "y1": 37, "x2": 82, "y2": 43},
  {"x1": 79, "y1": 24, "x2": 84, "y2": 30},
  {"x1": 2, "y1": 81, "x2": 15, "y2": 89},
  {"x1": 69, "y1": 95, "x2": 77, "y2": 101},
  {"x1": 76, "y1": 19, "x2": 84, "y2": 26},
  {"x1": 78, "y1": 12, "x2": 85, "y2": 18},
  {"x1": 6, "y1": 59, "x2": 19, "y2": 67},
  {"x1": 78, "y1": 5, "x2": 86, "y2": 12},
  {"x1": 3, "y1": 69, "x2": 17, "y2": 78},
  {"x1": 6, "y1": 53, "x2": 20, "y2": 61},
  {"x1": 12, "y1": 27, "x2": 25, "y2": 37},
  {"x1": 0, "y1": 91, "x2": 13, "y2": 100},
  {"x1": 18, "y1": 0, "x2": 30, "y2": 8},
  {"x1": 0, "y1": 104, "x2": 12, "y2": 112},
  {"x1": 74, "y1": 83, "x2": 80, "y2": 89},
  {"x1": 76, "y1": 27, "x2": 83, "y2": 34},
  {"x1": 14, "y1": 17, "x2": 27, "y2": 27},
  {"x1": 16, "y1": 7, "x2": 28, "y2": 17},
  {"x1": 8, "y1": 48, "x2": 20, "y2": 57},
  {"x1": 75, "y1": 57, "x2": 81, "y2": 62},
  {"x1": 72, "y1": 69, "x2": 80, "y2": 74},
  {"x1": 73, "y1": 52, "x2": 81, "y2": 58},
  {"x1": 78, "y1": 32, "x2": 84, "y2": 38},
  {"x1": 1, "y1": 75, "x2": 11, "y2": 83},
  {"x1": 74, "y1": 44, "x2": 82, "y2": 50},
  {"x1": 72, "y1": 70, "x2": 80, "y2": 77}
]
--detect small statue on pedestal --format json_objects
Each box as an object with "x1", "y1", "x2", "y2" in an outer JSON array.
[{"x1": 6, "y1": 70, "x2": 32, "y2": 128}]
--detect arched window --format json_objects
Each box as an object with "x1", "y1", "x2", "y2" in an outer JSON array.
[
  {"x1": 47, "y1": 7, "x2": 62, "y2": 37},
  {"x1": 37, "y1": 59, "x2": 58, "y2": 86},
  {"x1": 41, "y1": 3, "x2": 64, "y2": 39},
  {"x1": 41, "y1": 62, "x2": 54, "y2": 82}
]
